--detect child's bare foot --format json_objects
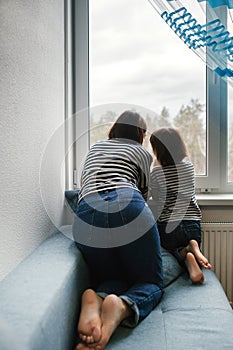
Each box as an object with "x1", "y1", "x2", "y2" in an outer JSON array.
[
  {"x1": 77, "y1": 289, "x2": 103, "y2": 347},
  {"x1": 92, "y1": 294, "x2": 133, "y2": 350},
  {"x1": 76, "y1": 343, "x2": 92, "y2": 350},
  {"x1": 188, "y1": 240, "x2": 212, "y2": 269},
  {"x1": 185, "y1": 252, "x2": 204, "y2": 284}
]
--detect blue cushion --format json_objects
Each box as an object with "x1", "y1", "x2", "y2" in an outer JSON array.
[
  {"x1": 0, "y1": 231, "x2": 90, "y2": 350},
  {"x1": 161, "y1": 247, "x2": 184, "y2": 287},
  {"x1": 65, "y1": 190, "x2": 80, "y2": 212}
]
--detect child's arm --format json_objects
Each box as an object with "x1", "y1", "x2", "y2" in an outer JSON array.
[
  {"x1": 153, "y1": 157, "x2": 160, "y2": 166},
  {"x1": 149, "y1": 165, "x2": 161, "y2": 201}
]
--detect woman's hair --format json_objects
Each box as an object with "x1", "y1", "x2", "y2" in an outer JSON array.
[
  {"x1": 108, "y1": 110, "x2": 147, "y2": 144},
  {"x1": 150, "y1": 128, "x2": 187, "y2": 166}
]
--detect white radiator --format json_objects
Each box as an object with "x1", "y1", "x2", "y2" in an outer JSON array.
[{"x1": 201, "y1": 222, "x2": 233, "y2": 303}]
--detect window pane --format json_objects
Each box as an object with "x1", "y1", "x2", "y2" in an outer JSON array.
[
  {"x1": 227, "y1": 10, "x2": 233, "y2": 183},
  {"x1": 228, "y1": 10, "x2": 233, "y2": 183},
  {"x1": 229, "y1": 86, "x2": 233, "y2": 183},
  {"x1": 89, "y1": 0, "x2": 206, "y2": 175}
]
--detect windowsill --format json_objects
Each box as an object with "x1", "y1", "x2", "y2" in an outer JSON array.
[
  {"x1": 196, "y1": 193, "x2": 233, "y2": 206},
  {"x1": 149, "y1": 194, "x2": 233, "y2": 207}
]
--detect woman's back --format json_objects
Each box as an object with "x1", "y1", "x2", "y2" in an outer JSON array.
[{"x1": 79, "y1": 138, "x2": 152, "y2": 202}]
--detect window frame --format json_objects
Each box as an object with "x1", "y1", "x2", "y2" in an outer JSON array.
[
  {"x1": 194, "y1": 5, "x2": 233, "y2": 193},
  {"x1": 68, "y1": 0, "x2": 233, "y2": 194},
  {"x1": 65, "y1": 0, "x2": 90, "y2": 189}
]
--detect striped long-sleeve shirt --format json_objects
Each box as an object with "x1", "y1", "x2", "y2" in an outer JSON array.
[
  {"x1": 150, "y1": 161, "x2": 201, "y2": 222},
  {"x1": 79, "y1": 138, "x2": 153, "y2": 202}
]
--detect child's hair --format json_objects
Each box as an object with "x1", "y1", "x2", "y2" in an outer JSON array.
[
  {"x1": 108, "y1": 110, "x2": 147, "y2": 144},
  {"x1": 150, "y1": 128, "x2": 187, "y2": 166}
]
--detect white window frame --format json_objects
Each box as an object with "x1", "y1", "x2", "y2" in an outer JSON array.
[
  {"x1": 68, "y1": 0, "x2": 233, "y2": 194},
  {"x1": 195, "y1": 5, "x2": 233, "y2": 193},
  {"x1": 65, "y1": 0, "x2": 89, "y2": 189}
]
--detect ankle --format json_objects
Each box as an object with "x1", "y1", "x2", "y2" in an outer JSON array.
[
  {"x1": 104, "y1": 295, "x2": 132, "y2": 324},
  {"x1": 179, "y1": 246, "x2": 188, "y2": 259}
]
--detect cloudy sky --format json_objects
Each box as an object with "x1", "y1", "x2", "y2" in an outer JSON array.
[{"x1": 89, "y1": 0, "x2": 206, "y2": 120}]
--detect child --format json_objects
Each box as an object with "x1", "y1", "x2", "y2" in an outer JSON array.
[{"x1": 150, "y1": 127, "x2": 211, "y2": 284}]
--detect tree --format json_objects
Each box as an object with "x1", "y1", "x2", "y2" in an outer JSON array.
[
  {"x1": 143, "y1": 108, "x2": 171, "y2": 150},
  {"x1": 157, "y1": 107, "x2": 171, "y2": 128},
  {"x1": 174, "y1": 99, "x2": 206, "y2": 174},
  {"x1": 90, "y1": 110, "x2": 117, "y2": 145},
  {"x1": 89, "y1": 101, "x2": 208, "y2": 177}
]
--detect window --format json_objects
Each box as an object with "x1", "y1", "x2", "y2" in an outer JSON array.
[
  {"x1": 228, "y1": 9, "x2": 233, "y2": 184},
  {"x1": 229, "y1": 84, "x2": 233, "y2": 183},
  {"x1": 70, "y1": 0, "x2": 233, "y2": 193},
  {"x1": 89, "y1": 0, "x2": 206, "y2": 178}
]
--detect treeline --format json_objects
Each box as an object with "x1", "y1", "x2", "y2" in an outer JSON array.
[{"x1": 90, "y1": 99, "x2": 233, "y2": 180}]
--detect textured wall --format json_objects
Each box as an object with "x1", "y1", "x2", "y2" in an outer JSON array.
[{"x1": 0, "y1": 0, "x2": 65, "y2": 280}]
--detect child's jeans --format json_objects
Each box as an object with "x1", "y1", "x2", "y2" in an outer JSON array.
[{"x1": 158, "y1": 220, "x2": 202, "y2": 265}]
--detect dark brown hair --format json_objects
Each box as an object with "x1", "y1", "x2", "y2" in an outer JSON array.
[
  {"x1": 108, "y1": 110, "x2": 147, "y2": 144},
  {"x1": 150, "y1": 128, "x2": 187, "y2": 166}
]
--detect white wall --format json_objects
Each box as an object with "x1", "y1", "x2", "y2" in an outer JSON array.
[{"x1": 0, "y1": 0, "x2": 65, "y2": 280}]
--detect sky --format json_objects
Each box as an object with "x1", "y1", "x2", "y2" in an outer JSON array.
[{"x1": 89, "y1": 0, "x2": 206, "y2": 120}]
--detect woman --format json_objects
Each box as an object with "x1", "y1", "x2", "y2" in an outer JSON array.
[{"x1": 72, "y1": 111, "x2": 163, "y2": 350}]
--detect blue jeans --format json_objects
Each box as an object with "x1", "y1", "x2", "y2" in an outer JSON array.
[
  {"x1": 158, "y1": 220, "x2": 202, "y2": 265},
  {"x1": 72, "y1": 188, "x2": 163, "y2": 327}
]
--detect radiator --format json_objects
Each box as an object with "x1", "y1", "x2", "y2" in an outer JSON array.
[{"x1": 201, "y1": 222, "x2": 233, "y2": 303}]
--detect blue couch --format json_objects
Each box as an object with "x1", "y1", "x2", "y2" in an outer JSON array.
[{"x1": 0, "y1": 226, "x2": 233, "y2": 350}]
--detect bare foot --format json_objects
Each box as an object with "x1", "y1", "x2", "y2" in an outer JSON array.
[
  {"x1": 77, "y1": 289, "x2": 103, "y2": 347},
  {"x1": 188, "y1": 240, "x2": 212, "y2": 269},
  {"x1": 76, "y1": 343, "x2": 92, "y2": 350},
  {"x1": 93, "y1": 294, "x2": 133, "y2": 350},
  {"x1": 185, "y1": 252, "x2": 204, "y2": 284}
]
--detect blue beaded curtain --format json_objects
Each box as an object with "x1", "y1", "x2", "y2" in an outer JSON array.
[
  {"x1": 148, "y1": 0, "x2": 233, "y2": 83},
  {"x1": 197, "y1": 0, "x2": 233, "y2": 8}
]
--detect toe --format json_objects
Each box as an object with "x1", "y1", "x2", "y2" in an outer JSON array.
[
  {"x1": 79, "y1": 334, "x2": 87, "y2": 342},
  {"x1": 86, "y1": 335, "x2": 94, "y2": 344}
]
